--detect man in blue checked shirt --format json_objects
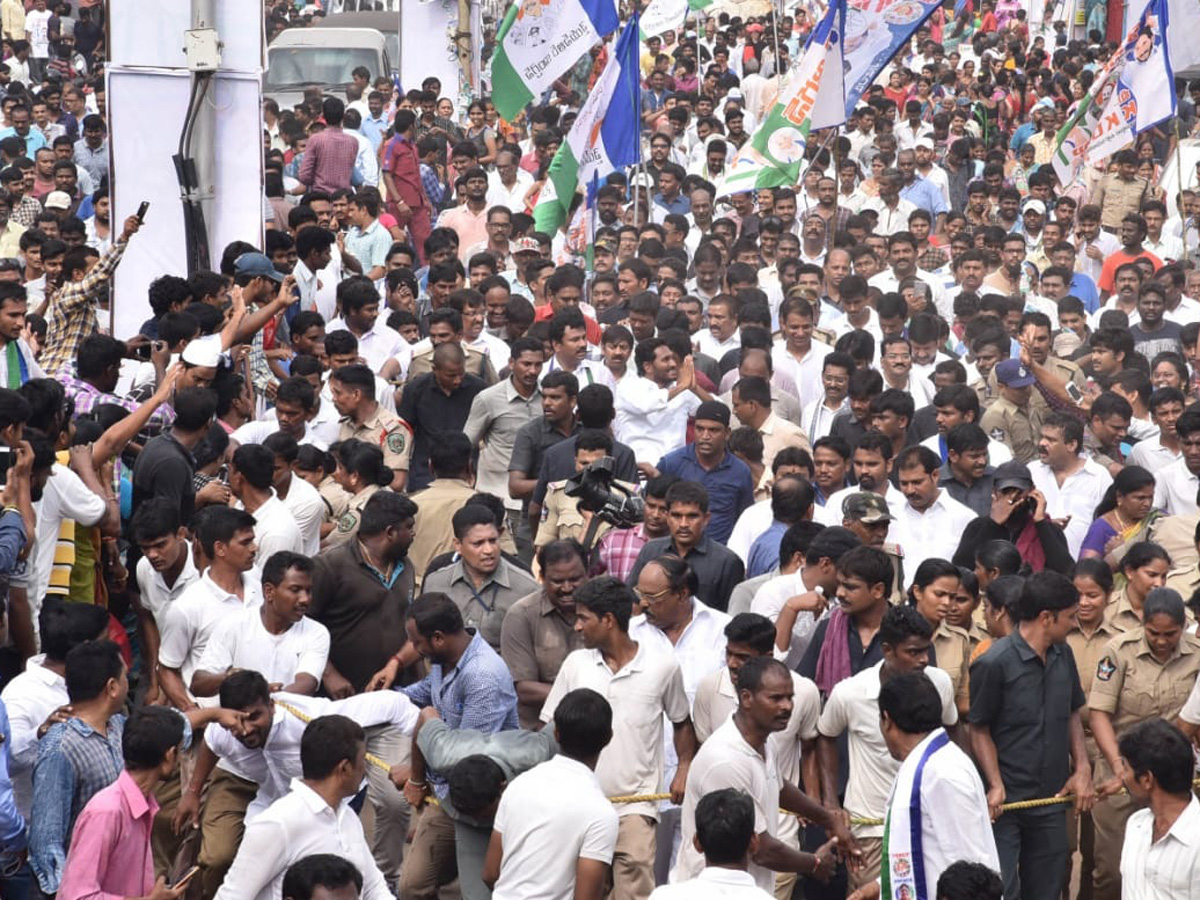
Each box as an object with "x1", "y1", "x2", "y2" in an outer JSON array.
[{"x1": 399, "y1": 592, "x2": 518, "y2": 900}]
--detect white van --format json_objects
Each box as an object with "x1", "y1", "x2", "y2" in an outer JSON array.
[{"x1": 265, "y1": 27, "x2": 391, "y2": 111}]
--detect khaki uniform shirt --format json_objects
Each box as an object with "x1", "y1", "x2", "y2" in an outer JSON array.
[
  {"x1": 408, "y1": 478, "x2": 477, "y2": 581},
  {"x1": 319, "y1": 477, "x2": 353, "y2": 521},
  {"x1": 1166, "y1": 563, "x2": 1200, "y2": 604},
  {"x1": 500, "y1": 590, "x2": 583, "y2": 729},
  {"x1": 1150, "y1": 513, "x2": 1200, "y2": 571},
  {"x1": 1103, "y1": 589, "x2": 1146, "y2": 634},
  {"x1": 420, "y1": 558, "x2": 539, "y2": 651},
  {"x1": 758, "y1": 412, "x2": 812, "y2": 470},
  {"x1": 322, "y1": 484, "x2": 385, "y2": 550},
  {"x1": 1067, "y1": 620, "x2": 1126, "y2": 697},
  {"x1": 407, "y1": 345, "x2": 499, "y2": 386},
  {"x1": 979, "y1": 396, "x2": 1040, "y2": 464},
  {"x1": 535, "y1": 479, "x2": 637, "y2": 551},
  {"x1": 1093, "y1": 174, "x2": 1152, "y2": 229},
  {"x1": 338, "y1": 406, "x2": 413, "y2": 474},
  {"x1": 1087, "y1": 630, "x2": 1200, "y2": 733},
  {"x1": 933, "y1": 620, "x2": 972, "y2": 714}
]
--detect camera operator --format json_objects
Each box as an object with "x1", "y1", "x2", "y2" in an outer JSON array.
[{"x1": 536, "y1": 430, "x2": 639, "y2": 556}]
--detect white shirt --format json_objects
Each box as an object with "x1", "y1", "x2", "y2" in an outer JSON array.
[
  {"x1": 869, "y1": 268, "x2": 951, "y2": 320},
  {"x1": 652, "y1": 867, "x2": 775, "y2": 900},
  {"x1": 889, "y1": 490, "x2": 977, "y2": 588},
  {"x1": 1165, "y1": 295, "x2": 1200, "y2": 327},
  {"x1": 206, "y1": 690, "x2": 419, "y2": 819},
  {"x1": 1029, "y1": 457, "x2": 1113, "y2": 558},
  {"x1": 1126, "y1": 435, "x2": 1180, "y2": 474},
  {"x1": 630, "y1": 600, "x2": 730, "y2": 790},
  {"x1": 818, "y1": 483, "x2": 907, "y2": 528},
  {"x1": 242, "y1": 493, "x2": 306, "y2": 560},
  {"x1": 671, "y1": 717, "x2": 781, "y2": 894},
  {"x1": 541, "y1": 643, "x2": 690, "y2": 821},
  {"x1": 492, "y1": 755, "x2": 619, "y2": 900},
  {"x1": 817, "y1": 662, "x2": 957, "y2": 838},
  {"x1": 326, "y1": 317, "x2": 411, "y2": 378},
  {"x1": 727, "y1": 499, "x2": 775, "y2": 563},
  {"x1": 696, "y1": 330, "x2": 741, "y2": 361},
  {"x1": 886, "y1": 728, "x2": 1000, "y2": 896},
  {"x1": 214, "y1": 778, "x2": 392, "y2": 900},
  {"x1": 487, "y1": 169, "x2": 535, "y2": 211},
  {"x1": 894, "y1": 120, "x2": 935, "y2": 151},
  {"x1": 467, "y1": 328, "x2": 512, "y2": 370},
  {"x1": 801, "y1": 397, "x2": 849, "y2": 444},
  {"x1": 541, "y1": 355, "x2": 615, "y2": 392},
  {"x1": 614, "y1": 376, "x2": 702, "y2": 464},
  {"x1": 22, "y1": 463, "x2": 107, "y2": 625},
  {"x1": 196, "y1": 608, "x2": 330, "y2": 691},
  {"x1": 0, "y1": 655, "x2": 67, "y2": 818},
  {"x1": 750, "y1": 570, "x2": 822, "y2": 668},
  {"x1": 230, "y1": 418, "x2": 330, "y2": 452},
  {"x1": 159, "y1": 570, "x2": 264, "y2": 700},
  {"x1": 1120, "y1": 795, "x2": 1200, "y2": 900},
  {"x1": 919, "y1": 433, "x2": 1013, "y2": 467},
  {"x1": 134, "y1": 546, "x2": 200, "y2": 634},
  {"x1": 1154, "y1": 457, "x2": 1200, "y2": 517},
  {"x1": 861, "y1": 196, "x2": 919, "y2": 236},
  {"x1": 276, "y1": 473, "x2": 325, "y2": 556},
  {"x1": 1076, "y1": 230, "x2": 1121, "y2": 284},
  {"x1": 770, "y1": 340, "x2": 832, "y2": 409}
]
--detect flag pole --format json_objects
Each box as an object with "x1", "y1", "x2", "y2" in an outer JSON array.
[{"x1": 1178, "y1": 116, "x2": 1190, "y2": 266}]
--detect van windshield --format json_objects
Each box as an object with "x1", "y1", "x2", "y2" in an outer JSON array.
[{"x1": 266, "y1": 46, "x2": 381, "y2": 89}]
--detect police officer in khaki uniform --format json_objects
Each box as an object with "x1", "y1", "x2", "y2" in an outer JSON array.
[
  {"x1": 535, "y1": 432, "x2": 637, "y2": 555},
  {"x1": 840, "y1": 492, "x2": 905, "y2": 605},
  {"x1": 331, "y1": 363, "x2": 414, "y2": 490},
  {"x1": 407, "y1": 309, "x2": 500, "y2": 386},
  {"x1": 979, "y1": 358, "x2": 1043, "y2": 464},
  {"x1": 1087, "y1": 588, "x2": 1200, "y2": 900},
  {"x1": 1164, "y1": 517, "x2": 1200, "y2": 599},
  {"x1": 1105, "y1": 542, "x2": 1175, "y2": 633},
  {"x1": 910, "y1": 561, "x2": 972, "y2": 717}
]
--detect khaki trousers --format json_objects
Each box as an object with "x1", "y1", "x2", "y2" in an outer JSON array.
[
  {"x1": 197, "y1": 768, "x2": 258, "y2": 899},
  {"x1": 848, "y1": 836, "x2": 884, "y2": 892},
  {"x1": 363, "y1": 725, "x2": 412, "y2": 889},
  {"x1": 399, "y1": 800, "x2": 458, "y2": 899},
  {"x1": 608, "y1": 814, "x2": 657, "y2": 900}
]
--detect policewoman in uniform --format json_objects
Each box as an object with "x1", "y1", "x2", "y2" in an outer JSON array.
[
  {"x1": 322, "y1": 439, "x2": 393, "y2": 549},
  {"x1": 1086, "y1": 588, "x2": 1200, "y2": 900},
  {"x1": 1065, "y1": 558, "x2": 1125, "y2": 900},
  {"x1": 908, "y1": 558, "x2": 972, "y2": 718}
]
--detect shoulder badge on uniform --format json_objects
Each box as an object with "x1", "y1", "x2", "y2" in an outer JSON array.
[
  {"x1": 337, "y1": 512, "x2": 358, "y2": 534},
  {"x1": 989, "y1": 428, "x2": 1006, "y2": 443},
  {"x1": 1096, "y1": 657, "x2": 1116, "y2": 682},
  {"x1": 386, "y1": 430, "x2": 407, "y2": 454}
]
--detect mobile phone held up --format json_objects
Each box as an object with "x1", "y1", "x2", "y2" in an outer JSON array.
[{"x1": 136, "y1": 201, "x2": 150, "y2": 224}]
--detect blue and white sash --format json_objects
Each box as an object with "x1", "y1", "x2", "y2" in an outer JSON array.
[{"x1": 880, "y1": 729, "x2": 951, "y2": 900}]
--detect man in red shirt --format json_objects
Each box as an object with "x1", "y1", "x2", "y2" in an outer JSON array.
[
  {"x1": 1098, "y1": 212, "x2": 1162, "y2": 297},
  {"x1": 383, "y1": 109, "x2": 433, "y2": 264}
]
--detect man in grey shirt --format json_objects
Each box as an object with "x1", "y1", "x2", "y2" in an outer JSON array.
[{"x1": 394, "y1": 707, "x2": 557, "y2": 900}]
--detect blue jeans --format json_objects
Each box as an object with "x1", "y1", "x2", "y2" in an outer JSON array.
[{"x1": 0, "y1": 860, "x2": 33, "y2": 900}]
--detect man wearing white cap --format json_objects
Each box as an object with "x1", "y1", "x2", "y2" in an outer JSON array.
[{"x1": 1021, "y1": 199, "x2": 1047, "y2": 252}]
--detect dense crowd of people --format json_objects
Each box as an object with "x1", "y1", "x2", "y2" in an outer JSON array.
[{"x1": 0, "y1": 0, "x2": 1199, "y2": 899}]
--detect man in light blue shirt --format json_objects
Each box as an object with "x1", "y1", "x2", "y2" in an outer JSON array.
[
  {"x1": 361, "y1": 91, "x2": 390, "y2": 152},
  {"x1": 344, "y1": 192, "x2": 393, "y2": 283},
  {"x1": 898, "y1": 149, "x2": 948, "y2": 232},
  {"x1": 0, "y1": 104, "x2": 47, "y2": 158}
]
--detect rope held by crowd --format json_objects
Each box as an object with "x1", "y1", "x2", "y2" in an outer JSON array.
[
  {"x1": 274, "y1": 702, "x2": 1200, "y2": 824},
  {"x1": 605, "y1": 779, "x2": 1200, "y2": 825}
]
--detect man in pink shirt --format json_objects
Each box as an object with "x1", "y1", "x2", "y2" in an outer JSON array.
[
  {"x1": 57, "y1": 707, "x2": 191, "y2": 900},
  {"x1": 297, "y1": 98, "x2": 360, "y2": 195}
]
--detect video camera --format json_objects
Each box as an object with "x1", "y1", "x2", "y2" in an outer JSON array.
[{"x1": 564, "y1": 456, "x2": 644, "y2": 531}]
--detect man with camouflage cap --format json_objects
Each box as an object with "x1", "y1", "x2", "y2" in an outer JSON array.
[{"x1": 841, "y1": 492, "x2": 905, "y2": 605}]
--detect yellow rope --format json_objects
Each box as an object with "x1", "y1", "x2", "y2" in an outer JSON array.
[
  {"x1": 275, "y1": 700, "x2": 394, "y2": 772},
  {"x1": 604, "y1": 778, "x2": 1200, "y2": 826},
  {"x1": 275, "y1": 701, "x2": 1200, "y2": 824}
]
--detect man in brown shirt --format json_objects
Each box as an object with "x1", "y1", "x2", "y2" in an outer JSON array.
[
  {"x1": 1091, "y1": 149, "x2": 1152, "y2": 231},
  {"x1": 309, "y1": 491, "x2": 419, "y2": 696},
  {"x1": 499, "y1": 540, "x2": 587, "y2": 728}
]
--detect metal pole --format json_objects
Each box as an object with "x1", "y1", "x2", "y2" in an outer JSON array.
[{"x1": 188, "y1": 0, "x2": 218, "y2": 271}]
